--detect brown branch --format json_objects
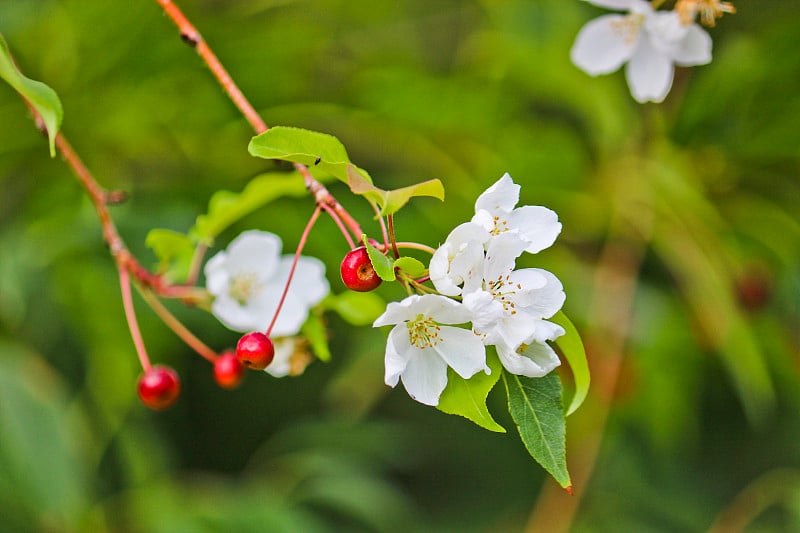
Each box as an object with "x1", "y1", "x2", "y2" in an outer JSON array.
[{"x1": 154, "y1": 0, "x2": 365, "y2": 240}]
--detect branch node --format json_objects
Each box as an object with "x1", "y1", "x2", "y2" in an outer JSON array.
[{"x1": 180, "y1": 30, "x2": 201, "y2": 47}]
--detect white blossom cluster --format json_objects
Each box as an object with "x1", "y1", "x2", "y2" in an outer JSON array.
[
  {"x1": 373, "y1": 174, "x2": 566, "y2": 406},
  {"x1": 571, "y1": 0, "x2": 717, "y2": 103}
]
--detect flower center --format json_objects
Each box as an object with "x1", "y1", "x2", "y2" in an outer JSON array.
[
  {"x1": 610, "y1": 13, "x2": 645, "y2": 45},
  {"x1": 489, "y1": 215, "x2": 510, "y2": 236},
  {"x1": 676, "y1": 0, "x2": 735, "y2": 27},
  {"x1": 487, "y1": 274, "x2": 521, "y2": 315},
  {"x1": 228, "y1": 272, "x2": 262, "y2": 305},
  {"x1": 407, "y1": 314, "x2": 442, "y2": 349}
]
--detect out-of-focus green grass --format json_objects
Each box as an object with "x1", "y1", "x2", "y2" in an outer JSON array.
[{"x1": 1, "y1": 1, "x2": 799, "y2": 531}]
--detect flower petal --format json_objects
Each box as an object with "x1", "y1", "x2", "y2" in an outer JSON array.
[
  {"x1": 385, "y1": 325, "x2": 412, "y2": 387},
  {"x1": 474, "y1": 173, "x2": 520, "y2": 215},
  {"x1": 210, "y1": 295, "x2": 265, "y2": 332},
  {"x1": 671, "y1": 24, "x2": 712, "y2": 66},
  {"x1": 625, "y1": 36, "x2": 674, "y2": 103},
  {"x1": 584, "y1": 0, "x2": 637, "y2": 10},
  {"x1": 264, "y1": 337, "x2": 295, "y2": 377},
  {"x1": 496, "y1": 340, "x2": 561, "y2": 378},
  {"x1": 225, "y1": 230, "x2": 281, "y2": 279},
  {"x1": 276, "y1": 255, "x2": 330, "y2": 306},
  {"x1": 400, "y1": 347, "x2": 449, "y2": 406},
  {"x1": 522, "y1": 268, "x2": 566, "y2": 319},
  {"x1": 204, "y1": 252, "x2": 230, "y2": 295},
  {"x1": 432, "y1": 326, "x2": 488, "y2": 379},
  {"x1": 571, "y1": 14, "x2": 640, "y2": 76},
  {"x1": 483, "y1": 232, "x2": 527, "y2": 280},
  {"x1": 508, "y1": 206, "x2": 562, "y2": 254}
]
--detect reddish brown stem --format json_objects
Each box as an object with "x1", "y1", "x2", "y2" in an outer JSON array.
[
  {"x1": 155, "y1": 0, "x2": 267, "y2": 134},
  {"x1": 387, "y1": 214, "x2": 400, "y2": 259},
  {"x1": 154, "y1": 0, "x2": 365, "y2": 240},
  {"x1": 265, "y1": 206, "x2": 323, "y2": 337},
  {"x1": 119, "y1": 267, "x2": 152, "y2": 372}
]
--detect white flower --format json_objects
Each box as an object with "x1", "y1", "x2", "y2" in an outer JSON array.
[
  {"x1": 570, "y1": 0, "x2": 712, "y2": 103},
  {"x1": 461, "y1": 234, "x2": 566, "y2": 377},
  {"x1": 373, "y1": 294, "x2": 489, "y2": 406},
  {"x1": 429, "y1": 222, "x2": 489, "y2": 296},
  {"x1": 205, "y1": 230, "x2": 329, "y2": 336},
  {"x1": 265, "y1": 337, "x2": 313, "y2": 377},
  {"x1": 472, "y1": 173, "x2": 561, "y2": 254},
  {"x1": 431, "y1": 174, "x2": 561, "y2": 297}
]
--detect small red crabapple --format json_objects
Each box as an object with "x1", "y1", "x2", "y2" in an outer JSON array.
[
  {"x1": 214, "y1": 351, "x2": 246, "y2": 389},
  {"x1": 341, "y1": 246, "x2": 382, "y2": 292},
  {"x1": 236, "y1": 332, "x2": 274, "y2": 370},
  {"x1": 137, "y1": 365, "x2": 181, "y2": 410}
]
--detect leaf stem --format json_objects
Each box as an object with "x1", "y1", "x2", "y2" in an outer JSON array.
[{"x1": 387, "y1": 214, "x2": 400, "y2": 259}]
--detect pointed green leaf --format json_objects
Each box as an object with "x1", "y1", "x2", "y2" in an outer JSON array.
[
  {"x1": 437, "y1": 350, "x2": 505, "y2": 433},
  {"x1": 393, "y1": 256, "x2": 426, "y2": 278},
  {"x1": 0, "y1": 34, "x2": 63, "y2": 157},
  {"x1": 347, "y1": 166, "x2": 444, "y2": 215},
  {"x1": 191, "y1": 172, "x2": 308, "y2": 243},
  {"x1": 301, "y1": 312, "x2": 331, "y2": 362},
  {"x1": 550, "y1": 311, "x2": 590, "y2": 416},
  {"x1": 364, "y1": 236, "x2": 395, "y2": 281},
  {"x1": 145, "y1": 229, "x2": 195, "y2": 283},
  {"x1": 248, "y1": 126, "x2": 370, "y2": 184},
  {"x1": 323, "y1": 291, "x2": 386, "y2": 326},
  {"x1": 503, "y1": 371, "x2": 571, "y2": 489}
]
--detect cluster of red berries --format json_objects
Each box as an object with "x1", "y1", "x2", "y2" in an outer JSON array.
[
  {"x1": 138, "y1": 246, "x2": 379, "y2": 410},
  {"x1": 136, "y1": 333, "x2": 273, "y2": 410}
]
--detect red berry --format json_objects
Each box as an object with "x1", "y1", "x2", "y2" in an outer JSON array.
[
  {"x1": 236, "y1": 332, "x2": 274, "y2": 370},
  {"x1": 137, "y1": 365, "x2": 181, "y2": 410},
  {"x1": 341, "y1": 246, "x2": 382, "y2": 292},
  {"x1": 214, "y1": 351, "x2": 246, "y2": 389}
]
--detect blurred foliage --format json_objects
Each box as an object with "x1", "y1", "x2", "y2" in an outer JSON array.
[{"x1": 1, "y1": 0, "x2": 799, "y2": 531}]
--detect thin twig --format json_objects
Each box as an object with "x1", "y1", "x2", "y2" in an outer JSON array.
[
  {"x1": 119, "y1": 267, "x2": 152, "y2": 372},
  {"x1": 265, "y1": 206, "x2": 322, "y2": 337},
  {"x1": 139, "y1": 288, "x2": 219, "y2": 363}
]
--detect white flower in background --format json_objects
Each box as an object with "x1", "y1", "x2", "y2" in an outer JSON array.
[
  {"x1": 205, "y1": 230, "x2": 329, "y2": 336},
  {"x1": 373, "y1": 294, "x2": 489, "y2": 406},
  {"x1": 570, "y1": 0, "x2": 712, "y2": 103},
  {"x1": 265, "y1": 337, "x2": 313, "y2": 377},
  {"x1": 472, "y1": 173, "x2": 561, "y2": 254}
]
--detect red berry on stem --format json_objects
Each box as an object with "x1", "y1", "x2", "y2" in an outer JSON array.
[
  {"x1": 236, "y1": 332, "x2": 274, "y2": 370},
  {"x1": 137, "y1": 365, "x2": 181, "y2": 410},
  {"x1": 341, "y1": 246, "x2": 382, "y2": 292},
  {"x1": 214, "y1": 351, "x2": 246, "y2": 389}
]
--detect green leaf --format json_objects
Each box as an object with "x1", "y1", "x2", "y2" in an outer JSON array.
[
  {"x1": 503, "y1": 371, "x2": 571, "y2": 489},
  {"x1": 550, "y1": 311, "x2": 590, "y2": 416},
  {"x1": 393, "y1": 256, "x2": 426, "y2": 278},
  {"x1": 301, "y1": 313, "x2": 331, "y2": 362},
  {"x1": 437, "y1": 349, "x2": 505, "y2": 433},
  {"x1": 364, "y1": 236, "x2": 395, "y2": 281},
  {"x1": 191, "y1": 172, "x2": 308, "y2": 243},
  {"x1": 0, "y1": 34, "x2": 63, "y2": 157},
  {"x1": 248, "y1": 126, "x2": 370, "y2": 184},
  {"x1": 347, "y1": 166, "x2": 444, "y2": 215},
  {"x1": 323, "y1": 291, "x2": 386, "y2": 326},
  {"x1": 145, "y1": 229, "x2": 195, "y2": 283}
]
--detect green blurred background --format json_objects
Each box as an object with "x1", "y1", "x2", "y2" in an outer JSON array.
[{"x1": 1, "y1": 0, "x2": 799, "y2": 531}]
